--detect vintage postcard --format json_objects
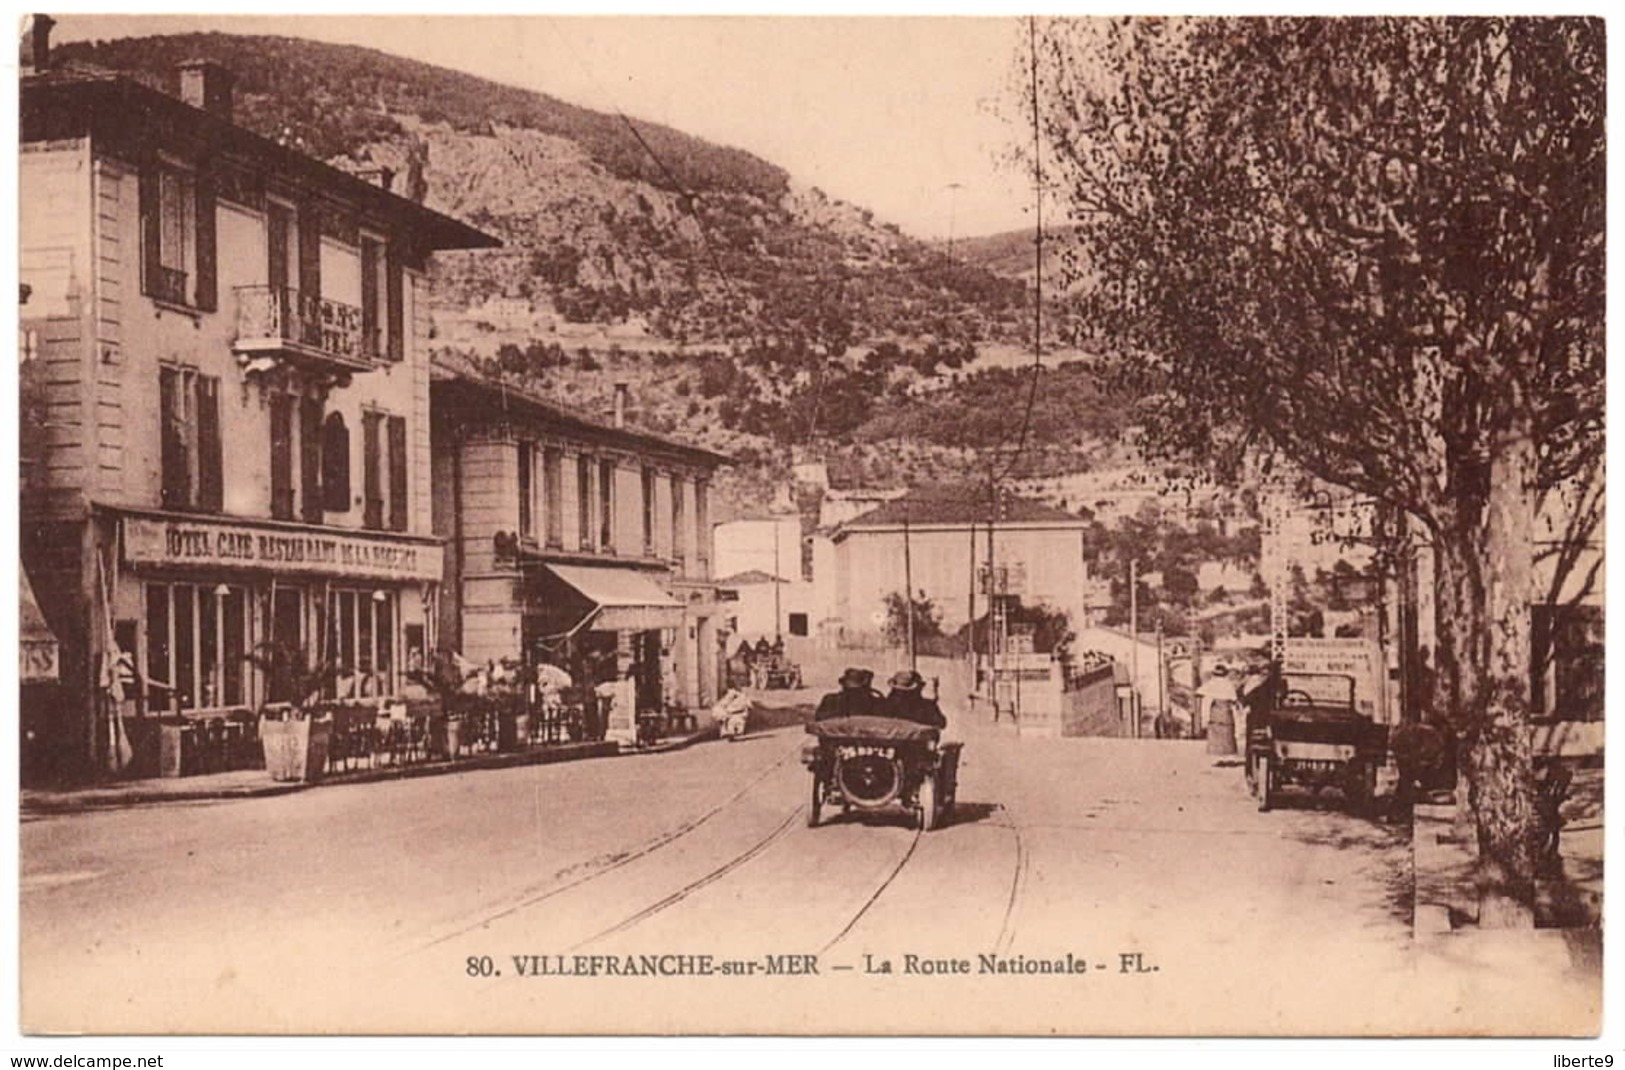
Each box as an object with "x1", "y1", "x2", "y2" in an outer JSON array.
[{"x1": 11, "y1": 11, "x2": 1609, "y2": 1042}]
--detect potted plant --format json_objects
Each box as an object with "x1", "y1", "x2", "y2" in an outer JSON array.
[
  {"x1": 247, "y1": 642, "x2": 337, "y2": 782},
  {"x1": 410, "y1": 648, "x2": 480, "y2": 760},
  {"x1": 490, "y1": 657, "x2": 534, "y2": 752}
]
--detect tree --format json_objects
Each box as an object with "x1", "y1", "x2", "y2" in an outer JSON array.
[
  {"x1": 1028, "y1": 17, "x2": 1603, "y2": 907},
  {"x1": 883, "y1": 590, "x2": 944, "y2": 649}
]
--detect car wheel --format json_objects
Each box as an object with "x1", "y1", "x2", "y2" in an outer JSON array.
[
  {"x1": 807, "y1": 776, "x2": 822, "y2": 828},
  {"x1": 1258, "y1": 754, "x2": 1276, "y2": 812},
  {"x1": 918, "y1": 774, "x2": 939, "y2": 831}
]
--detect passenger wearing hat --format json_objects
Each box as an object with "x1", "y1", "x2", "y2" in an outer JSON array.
[
  {"x1": 814, "y1": 667, "x2": 884, "y2": 722},
  {"x1": 882, "y1": 670, "x2": 947, "y2": 728}
]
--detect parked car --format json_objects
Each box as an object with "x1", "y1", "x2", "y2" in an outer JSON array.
[{"x1": 1246, "y1": 671, "x2": 1388, "y2": 814}]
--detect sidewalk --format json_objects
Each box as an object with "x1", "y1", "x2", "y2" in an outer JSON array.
[
  {"x1": 21, "y1": 723, "x2": 718, "y2": 815},
  {"x1": 1411, "y1": 764, "x2": 1604, "y2": 937}
]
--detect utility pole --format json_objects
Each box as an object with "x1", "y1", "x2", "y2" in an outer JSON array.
[
  {"x1": 946, "y1": 182, "x2": 963, "y2": 261},
  {"x1": 987, "y1": 479, "x2": 1001, "y2": 721},
  {"x1": 1155, "y1": 621, "x2": 1165, "y2": 737},
  {"x1": 773, "y1": 518, "x2": 783, "y2": 640},
  {"x1": 903, "y1": 502, "x2": 916, "y2": 671},
  {"x1": 1129, "y1": 557, "x2": 1139, "y2": 739},
  {"x1": 967, "y1": 516, "x2": 979, "y2": 691}
]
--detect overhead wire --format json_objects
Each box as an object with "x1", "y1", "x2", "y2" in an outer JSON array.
[
  {"x1": 540, "y1": 21, "x2": 746, "y2": 328},
  {"x1": 540, "y1": 20, "x2": 1041, "y2": 486}
]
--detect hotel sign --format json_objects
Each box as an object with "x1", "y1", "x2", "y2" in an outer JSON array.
[{"x1": 123, "y1": 517, "x2": 443, "y2": 582}]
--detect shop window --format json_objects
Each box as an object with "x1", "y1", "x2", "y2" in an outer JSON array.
[
  {"x1": 325, "y1": 588, "x2": 397, "y2": 699},
  {"x1": 143, "y1": 582, "x2": 249, "y2": 711},
  {"x1": 159, "y1": 366, "x2": 223, "y2": 513},
  {"x1": 140, "y1": 158, "x2": 216, "y2": 311},
  {"x1": 788, "y1": 613, "x2": 809, "y2": 638},
  {"x1": 265, "y1": 586, "x2": 306, "y2": 703},
  {"x1": 543, "y1": 448, "x2": 564, "y2": 549},
  {"x1": 1532, "y1": 604, "x2": 1604, "y2": 721},
  {"x1": 599, "y1": 459, "x2": 616, "y2": 552},
  {"x1": 322, "y1": 413, "x2": 350, "y2": 512}
]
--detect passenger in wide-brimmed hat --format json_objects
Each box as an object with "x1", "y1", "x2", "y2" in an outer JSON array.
[
  {"x1": 814, "y1": 666, "x2": 883, "y2": 721},
  {"x1": 882, "y1": 669, "x2": 946, "y2": 728}
]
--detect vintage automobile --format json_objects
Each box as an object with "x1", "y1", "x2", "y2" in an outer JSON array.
[
  {"x1": 1246, "y1": 671, "x2": 1389, "y2": 814},
  {"x1": 751, "y1": 655, "x2": 804, "y2": 691},
  {"x1": 802, "y1": 715, "x2": 961, "y2": 831}
]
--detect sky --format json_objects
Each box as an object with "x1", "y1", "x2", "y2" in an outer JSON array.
[{"x1": 50, "y1": 12, "x2": 1039, "y2": 241}]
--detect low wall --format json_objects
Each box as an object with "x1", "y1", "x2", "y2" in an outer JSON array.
[{"x1": 1061, "y1": 663, "x2": 1124, "y2": 738}]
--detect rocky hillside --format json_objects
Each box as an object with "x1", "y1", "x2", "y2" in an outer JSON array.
[
  {"x1": 56, "y1": 33, "x2": 1033, "y2": 348},
  {"x1": 57, "y1": 32, "x2": 1136, "y2": 519}
]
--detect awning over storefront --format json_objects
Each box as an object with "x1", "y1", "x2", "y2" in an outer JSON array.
[
  {"x1": 538, "y1": 563, "x2": 684, "y2": 635},
  {"x1": 20, "y1": 563, "x2": 60, "y2": 683}
]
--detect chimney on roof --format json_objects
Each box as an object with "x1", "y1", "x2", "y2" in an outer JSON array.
[
  {"x1": 356, "y1": 167, "x2": 396, "y2": 192},
  {"x1": 612, "y1": 382, "x2": 629, "y2": 429},
  {"x1": 21, "y1": 14, "x2": 54, "y2": 73},
  {"x1": 177, "y1": 59, "x2": 234, "y2": 122}
]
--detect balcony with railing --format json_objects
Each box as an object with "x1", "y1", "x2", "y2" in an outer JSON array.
[{"x1": 233, "y1": 286, "x2": 376, "y2": 374}]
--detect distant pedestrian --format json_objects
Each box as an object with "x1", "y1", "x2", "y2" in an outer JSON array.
[
  {"x1": 1197, "y1": 664, "x2": 1238, "y2": 757},
  {"x1": 1236, "y1": 658, "x2": 1273, "y2": 754}
]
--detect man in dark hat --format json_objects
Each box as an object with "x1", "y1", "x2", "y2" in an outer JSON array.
[
  {"x1": 882, "y1": 670, "x2": 947, "y2": 728},
  {"x1": 814, "y1": 667, "x2": 883, "y2": 721}
]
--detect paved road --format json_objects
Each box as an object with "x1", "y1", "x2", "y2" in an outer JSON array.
[{"x1": 20, "y1": 696, "x2": 1599, "y2": 1035}]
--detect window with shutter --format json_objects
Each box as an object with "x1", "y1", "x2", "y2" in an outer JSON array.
[
  {"x1": 642, "y1": 468, "x2": 657, "y2": 556},
  {"x1": 695, "y1": 479, "x2": 711, "y2": 576},
  {"x1": 267, "y1": 204, "x2": 293, "y2": 289},
  {"x1": 193, "y1": 168, "x2": 217, "y2": 312},
  {"x1": 544, "y1": 449, "x2": 564, "y2": 549},
  {"x1": 322, "y1": 413, "x2": 350, "y2": 512},
  {"x1": 297, "y1": 207, "x2": 323, "y2": 349},
  {"x1": 363, "y1": 411, "x2": 384, "y2": 531},
  {"x1": 159, "y1": 367, "x2": 190, "y2": 509},
  {"x1": 518, "y1": 441, "x2": 534, "y2": 541},
  {"x1": 299, "y1": 397, "x2": 324, "y2": 523},
  {"x1": 361, "y1": 237, "x2": 381, "y2": 359},
  {"x1": 142, "y1": 160, "x2": 204, "y2": 308},
  {"x1": 387, "y1": 415, "x2": 408, "y2": 533},
  {"x1": 599, "y1": 460, "x2": 616, "y2": 552},
  {"x1": 386, "y1": 246, "x2": 405, "y2": 362},
  {"x1": 195, "y1": 375, "x2": 223, "y2": 511},
  {"x1": 158, "y1": 367, "x2": 221, "y2": 512},
  {"x1": 577, "y1": 456, "x2": 593, "y2": 551},
  {"x1": 270, "y1": 394, "x2": 295, "y2": 520},
  {"x1": 671, "y1": 476, "x2": 686, "y2": 568}
]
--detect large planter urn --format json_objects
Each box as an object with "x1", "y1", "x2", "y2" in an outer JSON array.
[{"x1": 259, "y1": 710, "x2": 331, "y2": 783}]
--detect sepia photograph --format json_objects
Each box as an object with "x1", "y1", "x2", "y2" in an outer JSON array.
[{"x1": 8, "y1": 8, "x2": 1613, "y2": 1047}]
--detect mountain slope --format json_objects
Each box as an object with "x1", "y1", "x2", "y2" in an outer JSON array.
[{"x1": 55, "y1": 33, "x2": 1032, "y2": 347}]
